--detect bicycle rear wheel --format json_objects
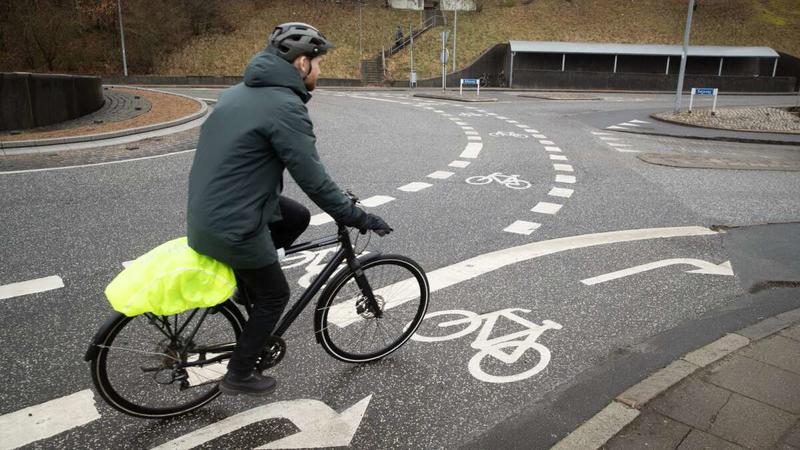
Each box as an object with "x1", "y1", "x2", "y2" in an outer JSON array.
[
  {"x1": 315, "y1": 254, "x2": 429, "y2": 363},
  {"x1": 90, "y1": 302, "x2": 243, "y2": 419}
]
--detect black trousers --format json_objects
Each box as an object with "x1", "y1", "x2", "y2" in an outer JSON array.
[{"x1": 228, "y1": 196, "x2": 310, "y2": 375}]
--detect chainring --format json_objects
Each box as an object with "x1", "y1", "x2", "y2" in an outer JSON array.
[{"x1": 257, "y1": 335, "x2": 287, "y2": 371}]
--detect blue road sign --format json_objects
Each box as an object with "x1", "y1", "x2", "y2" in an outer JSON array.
[
  {"x1": 695, "y1": 88, "x2": 715, "y2": 96},
  {"x1": 461, "y1": 79, "x2": 479, "y2": 86}
]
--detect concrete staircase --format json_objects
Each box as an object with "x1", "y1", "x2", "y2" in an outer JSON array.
[{"x1": 360, "y1": 57, "x2": 384, "y2": 86}]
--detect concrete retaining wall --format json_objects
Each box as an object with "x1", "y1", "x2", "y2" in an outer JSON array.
[{"x1": 0, "y1": 72, "x2": 103, "y2": 131}]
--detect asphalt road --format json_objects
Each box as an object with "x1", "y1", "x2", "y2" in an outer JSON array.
[{"x1": 1, "y1": 89, "x2": 798, "y2": 449}]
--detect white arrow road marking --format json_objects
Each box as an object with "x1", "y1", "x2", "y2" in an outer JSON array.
[
  {"x1": 151, "y1": 396, "x2": 372, "y2": 450},
  {"x1": 0, "y1": 390, "x2": 100, "y2": 450},
  {"x1": 0, "y1": 276, "x2": 64, "y2": 301},
  {"x1": 580, "y1": 259, "x2": 734, "y2": 286},
  {"x1": 329, "y1": 226, "x2": 720, "y2": 327}
]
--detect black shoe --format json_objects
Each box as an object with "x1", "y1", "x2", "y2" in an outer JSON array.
[{"x1": 219, "y1": 370, "x2": 277, "y2": 396}]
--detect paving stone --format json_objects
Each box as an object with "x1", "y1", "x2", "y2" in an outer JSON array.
[
  {"x1": 604, "y1": 411, "x2": 690, "y2": 450},
  {"x1": 683, "y1": 334, "x2": 749, "y2": 367},
  {"x1": 703, "y1": 354, "x2": 800, "y2": 414},
  {"x1": 677, "y1": 430, "x2": 744, "y2": 450},
  {"x1": 650, "y1": 378, "x2": 731, "y2": 431},
  {"x1": 781, "y1": 324, "x2": 800, "y2": 342},
  {"x1": 708, "y1": 393, "x2": 797, "y2": 449},
  {"x1": 739, "y1": 335, "x2": 800, "y2": 375}
]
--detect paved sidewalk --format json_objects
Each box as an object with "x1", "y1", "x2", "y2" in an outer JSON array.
[{"x1": 554, "y1": 308, "x2": 800, "y2": 450}]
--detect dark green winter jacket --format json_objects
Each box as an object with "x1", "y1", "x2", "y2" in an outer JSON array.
[{"x1": 186, "y1": 48, "x2": 361, "y2": 269}]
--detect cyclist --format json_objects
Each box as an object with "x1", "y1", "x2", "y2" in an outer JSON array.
[{"x1": 186, "y1": 22, "x2": 392, "y2": 396}]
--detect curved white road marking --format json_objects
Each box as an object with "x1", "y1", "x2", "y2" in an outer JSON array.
[
  {"x1": 331, "y1": 226, "x2": 720, "y2": 328},
  {"x1": 0, "y1": 149, "x2": 196, "y2": 175},
  {"x1": 581, "y1": 259, "x2": 734, "y2": 285}
]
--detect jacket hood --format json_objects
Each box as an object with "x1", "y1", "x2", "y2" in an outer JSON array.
[{"x1": 243, "y1": 48, "x2": 311, "y2": 103}]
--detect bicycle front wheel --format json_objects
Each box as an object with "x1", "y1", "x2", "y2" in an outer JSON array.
[
  {"x1": 315, "y1": 254, "x2": 429, "y2": 363},
  {"x1": 90, "y1": 302, "x2": 243, "y2": 419}
]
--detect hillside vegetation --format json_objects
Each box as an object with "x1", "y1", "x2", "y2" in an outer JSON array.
[{"x1": 159, "y1": 0, "x2": 800, "y2": 81}]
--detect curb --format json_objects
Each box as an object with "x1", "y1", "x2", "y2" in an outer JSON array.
[
  {"x1": 0, "y1": 86, "x2": 208, "y2": 150},
  {"x1": 551, "y1": 307, "x2": 800, "y2": 450},
  {"x1": 412, "y1": 93, "x2": 497, "y2": 102},
  {"x1": 609, "y1": 127, "x2": 800, "y2": 146},
  {"x1": 649, "y1": 110, "x2": 800, "y2": 136}
]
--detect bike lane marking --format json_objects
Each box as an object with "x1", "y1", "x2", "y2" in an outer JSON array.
[
  {"x1": 0, "y1": 390, "x2": 100, "y2": 450},
  {"x1": 0, "y1": 275, "x2": 64, "y2": 301}
]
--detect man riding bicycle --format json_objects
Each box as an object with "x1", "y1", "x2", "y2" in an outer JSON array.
[{"x1": 186, "y1": 22, "x2": 392, "y2": 396}]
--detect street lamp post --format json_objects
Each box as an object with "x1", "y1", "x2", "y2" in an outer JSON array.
[
  {"x1": 117, "y1": 0, "x2": 128, "y2": 77},
  {"x1": 673, "y1": 0, "x2": 696, "y2": 113}
]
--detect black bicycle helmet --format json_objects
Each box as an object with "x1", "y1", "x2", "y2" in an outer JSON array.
[{"x1": 268, "y1": 22, "x2": 335, "y2": 62}]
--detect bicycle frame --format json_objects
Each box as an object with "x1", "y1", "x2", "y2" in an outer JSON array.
[{"x1": 176, "y1": 223, "x2": 378, "y2": 369}]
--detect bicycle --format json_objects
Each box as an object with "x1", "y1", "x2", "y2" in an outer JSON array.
[
  {"x1": 488, "y1": 131, "x2": 528, "y2": 139},
  {"x1": 84, "y1": 193, "x2": 430, "y2": 419},
  {"x1": 465, "y1": 172, "x2": 532, "y2": 190},
  {"x1": 411, "y1": 308, "x2": 562, "y2": 383}
]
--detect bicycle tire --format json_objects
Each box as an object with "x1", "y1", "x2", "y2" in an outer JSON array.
[
  {"x1": 505, "y1": 179, "x2": 531, "y2": 190},
  {"x1": 315, "y1": 254, "x2": 429, "y2": 363},
  {"x1": 466, "y1": 176, "x2": 493, "y2": 185},
  {"x1": 410, "y1": 309, "x2": 480, "y2": 342},
  {"x1": 469, "y1": 342, "x2": 551, "y2": 384},
  {"x1": 90, "y1": 301, "x2": 244, "y2": 419}
]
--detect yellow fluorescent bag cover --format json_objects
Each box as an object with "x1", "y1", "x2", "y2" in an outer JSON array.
[{"x1": 105, "y1": 237, "x2": 236, "y2": 317}]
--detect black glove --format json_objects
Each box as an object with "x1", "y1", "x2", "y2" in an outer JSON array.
[{"x1": 359, "y1": 212, "x2": 393, "y2": 236}]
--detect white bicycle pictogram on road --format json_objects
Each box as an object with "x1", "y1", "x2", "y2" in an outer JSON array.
[
  {"x1": 465, "y1": 172, "x2": 532, "y2": 189},
  {"x1": 411, "y1": 308, "x2": 562, "y2": 383},
  {"x1": 489, "y1": 131, "x2": 529, "y2": 139}
]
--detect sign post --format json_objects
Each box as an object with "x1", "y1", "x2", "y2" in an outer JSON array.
[
  {"x1": 441, "y1": 30, "x2": 449, "y2": 91},
  {"x1": 673, "y1": 0, "x2": 696, "y2": 112},
  {"x1": 689, "y1": 87, "x2": 718, "y2": 114}
]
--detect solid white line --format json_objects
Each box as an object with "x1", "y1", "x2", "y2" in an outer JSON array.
[
  {"x1": 309, "y1": 213, "x2": 334, "y2": 226},
  {"x1": 556, "y1": 174, "x2": 577, "y2": 184},
  {"x1": 548, "y1": 187, "x2": 574, "y2": 198},
  {"x1": 428, "y1": 171, "x2": 454, "y2": 179},
  {"x1": 398, "y1": 182, "x2": 432, "y2": 192},
  {"x1": 0, "y1": 276, "x2": 64, "y2": 301},
  {"x1": 0, "y1": 390, "x2": 101, "y2": 449},
  {"x1": 525, "y1": 129, "x2": 540, "y2": 133},
  {"x1": 503, "y1": 221, "x2": 541, "y2": 235},
  {"x1": 360, "y1": 195, "x2": 395, "y2": 207},
  {"x1": 531, "y1": 202, "x2": 563, "y2": 215},
  {"x1": 549, "y1": 154, "x2": 568, "y2": 161},
  {"x1": 460, "y1": 142, "x2": 483, "y2": 158},
  {"x1": 540, "y1": 140, "x2": 555, "y2": 145},
  {"x1": 544, "y1": 146, "x2": 562, "y2": 152},
  {"x1": 467, "y1": 136, "x2": 482, "y2": 141},
  {"x1": 553, "y1": 164, "x2": 574, "y2": 172},
  {"x1": 0, "y1": 149, "x2": 197, "y2": 175},
  {"x1": 449, "y1": 160, "x2": 471, "y2": 168}
]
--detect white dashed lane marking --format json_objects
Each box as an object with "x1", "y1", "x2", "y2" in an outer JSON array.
[
  {"x1": 540, "y1": 140, "x2": 555, "y2": 145},
  {"x1": 360, "y1": 195, "x2": 395, "y2": 207},
  {"x1": 460, "y1": 142, "x2": 483, "y2": 159},
  {"x1": 549, "y1": 154, "x2": 568, "y2": 161},
  {"x1": 503, "y1": 221, "x2": 542, "y2": 235},
  {"x1": 309, "y1": 213, "x2": 334, "y2": 226},
  {"x1": 544, "y1": 146, "x2": 562, "y2": 152},
  {"x1": 449, "y1": 160, "x2": 471, "y2": 168},
  {"x1": 553, "y1": 164, "x2": 574, "y2": 172},
  {"x1": 428, "y1": 171, "x2": 455, "y2": 179},
  {"x1": 556, "y1": 174, "x2": 577, "y2": 184},
  {"x1": 398, "y1": 182, "x2": 432, "y2": 192},
  {"x1": 531, "y1": 202, "x2": 563, "y2": 215},
  {"x1": 0, "y1": 276, "x2": 64, "y2": 301},
  {"x1": 548, "y1": 187, "x2": 574, "y2": 198}
]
